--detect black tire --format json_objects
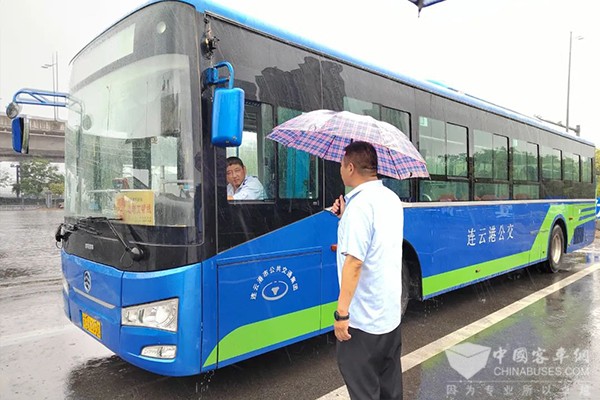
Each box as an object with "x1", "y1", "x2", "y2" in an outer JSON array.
[
  {"x1": 544, "y1": 225, "x2": 564, "y2": 273},
  {"x1": 401, "y1": 259, "x2": 410, "y2": 316}
]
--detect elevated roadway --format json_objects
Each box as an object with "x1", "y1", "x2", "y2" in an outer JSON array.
[{"x1": 0, "y1": 114, "x2": 65, "y2": 162}]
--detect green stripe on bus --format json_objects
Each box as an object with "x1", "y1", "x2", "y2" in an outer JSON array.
[
  {"x1": 422, "y1": 202, "x2": 594, "y2": 297},
  {"x1": 422, "y1": 251, "x2": 531, "y2": 296},
  {"x1": 579, "y1": 216, "x2": 595, "y2": 224},
  {"x1": 203, "y1": 301, "x2": 337, "y2": 368}
]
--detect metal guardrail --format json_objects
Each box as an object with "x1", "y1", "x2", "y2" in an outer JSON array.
[{"x1": 0, "y1": 205, "x2": 43, "y2": 211}]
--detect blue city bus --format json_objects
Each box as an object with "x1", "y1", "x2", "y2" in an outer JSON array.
[{"x1": 7, "y1": 0, "x2": 596, "y2": 377}]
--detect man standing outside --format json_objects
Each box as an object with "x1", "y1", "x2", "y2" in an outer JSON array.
[
  {"x1": 226, "y1": 156, "x2": 266, "y2": 200},
  {"x1": 330, "y1": 141, "x2": 404, "y2": 400}
]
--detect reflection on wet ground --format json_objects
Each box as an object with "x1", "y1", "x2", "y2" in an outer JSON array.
[
  {"x1": 65, "y1": 336, "x2": 341, "y2": 400},
  {"x1": 0, "y1": 210, "x2": 599, "y2": 400},
  {"x1": 406, "y1": 270, "x2": 600, "y2": 400},
  {"x1": 0, "y1": 209, "x2": 63, "y2": 284}
]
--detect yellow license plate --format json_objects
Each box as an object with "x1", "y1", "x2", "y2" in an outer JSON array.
[{"x1": 82, "y1": 312, "x2": 102, "y2": 339}]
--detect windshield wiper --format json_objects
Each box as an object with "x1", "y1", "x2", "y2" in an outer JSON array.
[
  {"x1": 55, "y1": 221, "x2": 98, "y2": 242},
  {"x1": 74, "y1": 220, "x2": 99, "y2": 235},
  {"x1": 77, "y1": 216, "x2": 145, "y2": 261}
]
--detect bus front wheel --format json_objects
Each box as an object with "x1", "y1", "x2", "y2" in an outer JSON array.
[{"x1": 544, "y1": 225, "x2": 564, "y2": 273}]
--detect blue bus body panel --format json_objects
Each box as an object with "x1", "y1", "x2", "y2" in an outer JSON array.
[
  {"x1": 405, "y1": 202, "x2": 595, "y2": 277},
  {"x1": 403, "y1": 201, "x2": 595, "y2": 298},
  {"x1": 62, "y1": 251, "x2": 203, "y2": 376},
  {"x1": 63, "y1": 252, "x2": 123, "y2": 353},
  {"x1": 405, "y1": 203, "x2": 529, "y2": 277},
  {"x1": 197, "y1": 201, "x2": 595, "y2": 371},
  {"x1": 217, "y1": 249, "x2": 322, "y2": 336},
  {"x1": 200, "y1": 210, "x2": 338, "y2": 371},
  {"x1": 120, "y1": 265, "x2": 202, "y2": 376},
  {"x1": 201, "y1": 257, "x2": 218, "y2": 372}
]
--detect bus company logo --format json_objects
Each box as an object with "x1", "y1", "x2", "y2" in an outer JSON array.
[
  {"x1": 467, "y1": 224, "x2": 514, "y2": 247},
  {"x1": 262, "y1": 281, "x2": 288, "y2": 301},
  {"x1": 250, "y1": 265, "x2": 299, "y2": 301},
  {"x1": 445, "y1": 342, "x2": 491, "y2": 379},
  {"x1": 83, "y1": 271, "x2": 92, "y2": 293}
]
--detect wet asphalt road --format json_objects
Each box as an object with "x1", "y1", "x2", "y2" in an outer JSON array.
[{"x1": 0, "y1": 210, "x2": 599, "y2": 400}]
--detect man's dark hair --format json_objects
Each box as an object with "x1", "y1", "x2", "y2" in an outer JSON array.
[
  {"x1": 227, "y1": 156, "x2": 245, "y2": 168},
  {"x1": 343, "y1": 141, "x2": 378, "y2": 176}
]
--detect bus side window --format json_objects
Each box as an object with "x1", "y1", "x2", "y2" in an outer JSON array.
[
  {"x1": 226, "y1": 101, "x2": 275, "y2": 200},
  {"x1": 382, "y1": 178, "x2": 410, "y2": 200},
  {"x1": 420, "y1": 181, "x2": 468, "y2": 202},
  {"x1": 277, "y1": 106, "x2": 319, "y2": 200}
]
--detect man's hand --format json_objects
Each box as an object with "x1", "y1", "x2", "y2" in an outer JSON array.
[
  {"x1": 335, "y1": 255, "x2": 362, "y2": 342},
  {"x1": 330, "y1": 195, "x2": 346, "y2": 217},
  {"x1": 334, "y1": 319, "x2": 351, "y2": 341}
]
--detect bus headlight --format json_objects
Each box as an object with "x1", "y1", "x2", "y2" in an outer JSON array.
[
  {"x1": 141, "y1": 345, "x2": 177, "y2": 359},
  {"x1": 121, "y1": 298, "x2": 178, "y2": 332}
]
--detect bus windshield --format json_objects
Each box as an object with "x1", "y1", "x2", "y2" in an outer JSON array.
[{"x1": 64, "y1": 6, "x2": 196, "y2": 227}]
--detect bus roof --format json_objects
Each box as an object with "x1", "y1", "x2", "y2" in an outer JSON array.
[
  {"x1": 83, "y1": 0, "x2": 594, "y2": 147},
  {"x1": 189, "y1": 0, "x2": 594, "y2": 147}
]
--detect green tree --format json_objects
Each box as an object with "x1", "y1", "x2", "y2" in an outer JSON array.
[
  {"x1": 0, "y1": 170, "x2": 11, "y2": 188},
  {"x1": 12, "y1": 158, "x2": 63, "y2": 198},
  {"x1": 48, "y1": 182, "x2": 65, "y2": 196}
]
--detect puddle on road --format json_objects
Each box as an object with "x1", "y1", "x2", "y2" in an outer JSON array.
[
  {"x1": 409, "y1": 271, "x2": 600, "y2": 400},
  {"x1": 0, "y1": 210, "x2": 63, "y2": 284},
  {"x1": 0, "y1": 267, "x2": 35, "y2": 280}
]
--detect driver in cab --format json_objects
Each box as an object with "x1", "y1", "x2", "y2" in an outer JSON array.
[{"x1": 226, "y1": 156, "x2": 266, "y2": 200}]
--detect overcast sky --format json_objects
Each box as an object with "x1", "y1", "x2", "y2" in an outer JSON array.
[{"x1": 0, "y1": 0, "x2": 598, "y2": 146}]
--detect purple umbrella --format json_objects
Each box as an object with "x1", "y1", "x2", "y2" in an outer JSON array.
[{"x1": 266, "y1": 109, "x2": 429, "y2": 180}]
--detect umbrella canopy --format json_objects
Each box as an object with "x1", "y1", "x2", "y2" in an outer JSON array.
[
  {"x1": 407, "y1": 0, "x2": 447, "y2": 14},
  {"x1": 266, "y1": 109, "x2": 429, "y2": 180}
]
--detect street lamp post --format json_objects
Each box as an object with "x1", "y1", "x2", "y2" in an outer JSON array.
[
  {"x1": 565, "y1": 31, "x2": 583, "y2": 134},
  {"x1": 41, "y1": 51, "x2": 59, "y2": 120},
  {"x1": 10, "y1": 163, "x2": 21, "y2": 201}
]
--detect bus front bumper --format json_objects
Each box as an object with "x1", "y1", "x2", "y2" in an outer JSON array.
[{"x1": 61, "y1": 252, "x2": 202, "y2": 376}]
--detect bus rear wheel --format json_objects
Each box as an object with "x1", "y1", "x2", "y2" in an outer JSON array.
[
  {"x1": 544, "y1": 225, "x2": 564, "y2": 273},
  {"x1": 401, "y1": 260, "x2": 410, "y2": 316}
]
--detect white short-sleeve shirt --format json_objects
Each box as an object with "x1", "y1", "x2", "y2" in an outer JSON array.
[
  {"x1": 337, "y1": 180, "x2": 404, "y2": 334},
  {"x1": 227, "y1": 176, "x2": 266, "y2": 200}
]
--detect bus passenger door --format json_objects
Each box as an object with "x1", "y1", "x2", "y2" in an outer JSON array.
[{"x1": 215, "y1": 248, "x2": 322, "y2": 367}]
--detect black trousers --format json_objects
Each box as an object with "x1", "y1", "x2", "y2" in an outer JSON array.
[{"x1": 336, "y1": 324, "x2": 403, "y2": 400}]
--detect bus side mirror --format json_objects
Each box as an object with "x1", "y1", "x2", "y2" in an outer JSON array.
[
  {"x1": 211, "y1": 87, "x2": 244, "y2": 147},
  {"x1": 12, "y1": 116, "x2": 30, "y2": 154}
]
